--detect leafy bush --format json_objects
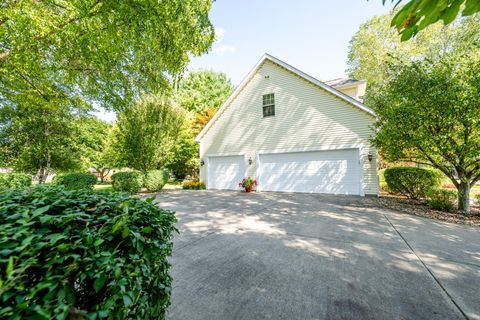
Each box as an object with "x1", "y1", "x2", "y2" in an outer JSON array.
[
  {"x1": 427, "y1": 189, "x2": 457, "y2": 212},
  {"x1": 0, "y1": 186, "x2": 177, "y2": 319},
  {"x1": 52, "y1": 172, "x2": 97, "y2": 190},
  {"x1": 144, "y1": 170, "x2": 169, "y2": 192},
  {"x1": 379, "y1": 169, "x2": 389, "y2": 192},
  {"x1": 475, "y1": 193, "x2": 480, "y2": 204},
  {"x1": 0, "y1": 173, "x2": 32, "y2": 189},
  {"x1": 111, "y1": 171, "x2": 144, "y2": 193},
  {"x1": 182, "y1": 180, "x2": 206, "y2": 190},
  {"x1": 384, "y1": 167, "x2": 441, "y2": 199}
]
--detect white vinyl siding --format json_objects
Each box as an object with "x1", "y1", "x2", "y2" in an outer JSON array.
[{"x1": 199, "y1": 60, "x2": 378, "y2": 195}]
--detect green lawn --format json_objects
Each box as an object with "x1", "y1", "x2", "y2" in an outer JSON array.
[{"x1": 163, "y1": 182, "x2": 182, "y2": 190}]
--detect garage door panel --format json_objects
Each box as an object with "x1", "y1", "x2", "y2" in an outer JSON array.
[
  {"x1": 207, "y1": 155, "x2": 245, "y2": 190},
  {"x1": 258, "y1": 149, "x2": 360, "y2": 195}
]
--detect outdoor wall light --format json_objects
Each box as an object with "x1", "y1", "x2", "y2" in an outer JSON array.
[
  {"x1": 248, "y1": 157, "x2": 253, "y2": 165},
  {"x1": 367, "y1": 153, "x2": 373, "y2": 162},
  {"x1": 200, "y1": 160, "x2": 205, "y2": 166}
]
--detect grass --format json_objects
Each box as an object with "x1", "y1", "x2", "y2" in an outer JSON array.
[{"x1": 163, "y1": 182, "x2": 182, "y2": 190}]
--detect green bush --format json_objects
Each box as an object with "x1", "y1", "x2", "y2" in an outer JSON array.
[
  {"x1": 475, "y1": 193, "x2": 480, "y2": 204},
  {"x1": 144, "y1": 170, "x2": 169, "y2": 192},
  {"x1": 52, "y1": 172, "x2": 97, "y2": 190},
  {"x1": 182, "y1": 180, "x2": 206, "y2": 190},
  {"x1": 0, "y1": 186, "x2": 177, "y2": 319},
  {"x1": 0, "y1": 173, "x2": 32, "y2": 189},
  {"x1": 111, "y1": 171, "x2": 144, "y2": 193},
  {"x1": 427, "y1": 189, "x2": 457, "y2": 212},
  {"x1": 379, "y1": 169, "x2": 389, "y2": 192},
  {"x1": 384, "y1": 167, "x2": 441, "y2": 199}
]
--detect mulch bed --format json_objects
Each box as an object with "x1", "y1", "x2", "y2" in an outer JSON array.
[{"x1": 365, "y1": 193, "x2": 480, "y2": 227}]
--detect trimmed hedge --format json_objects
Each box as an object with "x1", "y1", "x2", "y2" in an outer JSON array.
[
  {"x1": 427, "y1": 189, "x2": 457, "y2": 212},
  {"x1": 52, "y1": 172, "x2": 97, "y2": 190},
  {"x1": 0, "y1": 173, "x2": 32, "y2": 189},
  {"x1": 384, "y1": 167, "x2": 441, "y2": 199},
  {"x1": 0, "y1": 186, "x2": 177, "y2": 319},
  {"x1": 182, "y1": 180, "x2": 206, "y2": 190},
  {"x1": 111, "y1": 171, "x2": 144, "y2": 193},
  {"x1": 144, "y1": 170, "x2": 169, "y2": 192}
]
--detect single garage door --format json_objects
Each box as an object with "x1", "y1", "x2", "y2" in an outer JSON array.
[
  {"x1": 258, "y1": 149, "x2": 361, "y2": 195},
  {"x1": 207, "y1": 155, "x2": 245, "y2": 190}
]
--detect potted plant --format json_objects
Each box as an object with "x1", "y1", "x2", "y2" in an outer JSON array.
[{"x1": 239, "y1": 177, "x2": 257, "y2": 192}]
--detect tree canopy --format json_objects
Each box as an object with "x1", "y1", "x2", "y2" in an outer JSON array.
[
  {"x1": 178, "y1": 70, "x2": 234, "y2": 113},
  {"x1": 384, "y1": 0, "x2": 480, "y2": 40},
  {"x1": 369, "y1": 52, "x2": 480, "y2": 213},
  {"x1": 0, "y1": 0, "x2": 215, "y2": 111},
  {"x1": 347, "y1": 12, "x2": 480, "y2": 88}
]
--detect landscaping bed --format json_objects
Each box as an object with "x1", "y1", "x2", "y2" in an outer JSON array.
[{"x1": 366, "y1": 193, "x2": 480, "y2": 227}]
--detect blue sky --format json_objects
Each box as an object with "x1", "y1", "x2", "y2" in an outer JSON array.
[
  {"x1": 189, "y1": 0, "x2": 396, "y2": 85},
  {"x1": 96, "y1": 1, "x2": 395, "y2": 121}
]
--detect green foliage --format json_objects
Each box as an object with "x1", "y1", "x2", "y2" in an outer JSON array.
[
  {"x1": 426, "y1": 189, "x2": 457, "y2": 212},
  {"x1": 144, "y1": 170, "x2": 169, "y2": 192},
  {"x1": 475, "y1": 193, "x2": 480, "y2": 204},
  {"x1": 370, "y1": 52, "x2": 480, "y2": 212},
  {"x1": 347, "y1": 13, "x2": 480, "y2": 89},
  {"x1": 0, "y1": 173, "x2": 32, "y2": 189},
  {"x1": 384, "y1": 167, "x2": 441, "y2": 199},
  {"x1": 178, "y1": 70, "x2": 234, "y2": 113},
  {"x1": 164, "y1": 121, "x2": 199, "y2": 180},
  {"x1": 111, "y1": 172, "x2": 144, "y2": 193},
  {"x1": 0, "y1": 186, "x2": 177, "y2": 319},
  {"x1": 52, "y1": 172, "x2": 97, "y2": 190},
  {"x1": 385, "y1": 0, "x2": 480, "y2": 40},
  {"x1": 0, "y1": 1, "x2": 214, "y2": 112},
  {"x1": 182, "y1": 180, "x2": 206, "y2": 190},
  {"x1": 115, "y1": 94, "x2": 186, "y2": 173},
  {"x1": 379, "y1": 169, "x2": 389, "y2": 192}
]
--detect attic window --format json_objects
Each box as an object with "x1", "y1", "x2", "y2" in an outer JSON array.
[{"x1": 262, "y1": 93, "x2": 275, "y2": 117}]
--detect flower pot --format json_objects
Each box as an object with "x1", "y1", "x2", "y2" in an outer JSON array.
[{"x1": 245, "y1": 186, "x2": 252, "y2": 193}]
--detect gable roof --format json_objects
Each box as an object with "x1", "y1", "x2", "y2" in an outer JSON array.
[{"x1": 195, "y1": 53, "x2": 375, "y2": 142}]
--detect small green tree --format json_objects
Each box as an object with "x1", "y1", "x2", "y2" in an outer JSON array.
[
  {"x1": 115, "y1": 94, "x2": 186, "y2": 173},
  {"x1": 369, "y1": 53, "x2": 480, "y2": 214}
]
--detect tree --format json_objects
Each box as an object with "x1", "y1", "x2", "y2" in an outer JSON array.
[
  {"x1": 0, "y1": 101, "x2": 84, "y2": 183},
  {"x1": 383, "y1": 0, "x2": 480, "y2": 40},
  {"x1": 178, "y1": 70, "x2": 234, "y2": 113},
  {"x1": 1, "y1": 0, "x2": 215, "y2": 112},
  {"x1": 369, "y1": 53, "x2": 480, "y2": 214},
  {"x1": 78, "y1": 117, "x2": 113, "y2": 182},
  {"x1": 347, "y1": 12, "x2": 480, "y2": 88},
  {"x1": 115, "y1": 94, "x2": 186, "y2": 173}
]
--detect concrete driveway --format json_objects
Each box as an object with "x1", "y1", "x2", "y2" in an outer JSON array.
[{"x1": 155, "y1": 190, "x2": 480, "y2": 320}]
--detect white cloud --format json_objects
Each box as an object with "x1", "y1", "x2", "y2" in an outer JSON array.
[{"x1": 211, "y1": 27, "x2": 236, "y2": 56}]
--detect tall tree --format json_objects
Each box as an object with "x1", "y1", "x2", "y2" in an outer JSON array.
[
  {"x1": 369, "y1": 53, "x2": 480, "y2": 214},
  {"x1": 347, "y1": 13, "x2": 480, "y2": 89},
  {"x1": 0, "y1": 0, "x2": 215, "y2": 112},
  {"x1": 178, "y1": 70, "x2": 234, "y2": 113},
  {"x1": 115, "y1": 94, "x2": 186, "y2": 173},
  {"x1": 382, "y1": 0, "x2": 480, "y2": 40}
]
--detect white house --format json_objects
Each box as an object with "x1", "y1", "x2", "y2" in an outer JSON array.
[{"x1": 195, "y1": 54, "x2": 379, "y2": 196}]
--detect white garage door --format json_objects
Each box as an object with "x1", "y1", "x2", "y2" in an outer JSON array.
[
  {"x1": 258, "y1": 149, "x2": 361, "y2": 195},
  {"x1": 207, "y1": 155, "x2": 245, "y2": 190}
]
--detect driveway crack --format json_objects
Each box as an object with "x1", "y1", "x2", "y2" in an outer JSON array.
[{"x1": 382, "y1": 213, "x2": 469, "y2": 320}]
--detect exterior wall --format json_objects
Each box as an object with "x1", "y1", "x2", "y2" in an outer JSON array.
[
  {"x1": 336, "y1": 82, "x2": 366, "y2": 101},
  {"x1": 199, "y1": 60, "x2": 379, "y2": 195}
]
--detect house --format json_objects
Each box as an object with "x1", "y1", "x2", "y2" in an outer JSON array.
[{"x1": 195, "y1": 54, "x2": 379, "y2": 196}]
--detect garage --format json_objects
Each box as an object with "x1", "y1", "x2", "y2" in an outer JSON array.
[
  {"x1": 257, "y1": 149, "x2": 361, "y2": 195},
  {"x1": 207, "y1": 155, "x2": 245, "y2": 190}
]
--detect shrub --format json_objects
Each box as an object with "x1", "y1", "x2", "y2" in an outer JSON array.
[
  {"x1": 0, "y1": 173, "x2": 32, "y2": 189},
  {"x1": 0, "y1": 186, "x2": 177, "y2": 319},
  {"x1": 427, "y1": 189, "x2": 457, "y2": 212},
  {"x1": 384, "y1": 167, "x2": 441, "y2": 199},
  {"x1": 144, "y1": 170, "x2": 169, "y2": 192},
  {"x1": 182, "y1": 180, "x2": 206, "y2": 190},
  {"x1": 379, "y1": 169, "x2": 389, "y2": 192},
  {"x1": 111, "y1": 171, "x2": 144, "y2": 193},
  {"x1": 52, "y1": 172, "x2": 97, "y2": 190},
  {"x1": 475, "y1": 194, "x2": 480, "y2": 204}
]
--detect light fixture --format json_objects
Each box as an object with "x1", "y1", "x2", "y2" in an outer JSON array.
[
  {"x1": 248, "y1": 157, "x2": 253, "y2": 165},
  {"x1": 200, "y1": 160, "x2": 205, "y2": 166},
  {"x1": 367, "y1": 153, "x2": 373, "y2": 162}
]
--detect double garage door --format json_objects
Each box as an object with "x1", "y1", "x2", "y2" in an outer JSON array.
[{"x1": 207, "y1": 149, "x2": 361, "y2": 195}]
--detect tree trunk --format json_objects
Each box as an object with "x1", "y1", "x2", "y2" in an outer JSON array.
[{"x1": 458, "y1": 181, "x2": 471, "y2": 214}]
